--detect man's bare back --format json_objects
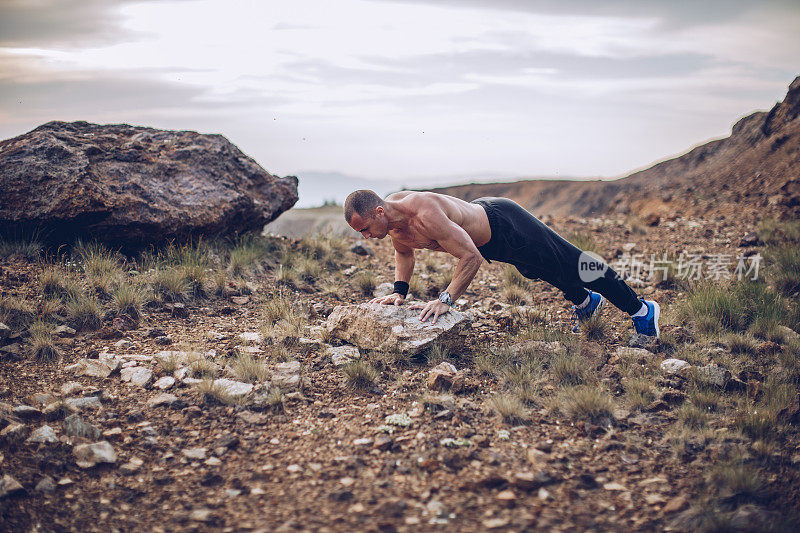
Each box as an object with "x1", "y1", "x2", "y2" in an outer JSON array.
[{"x1": 382, "y1": 191, "x2": 492, "y2": 252}]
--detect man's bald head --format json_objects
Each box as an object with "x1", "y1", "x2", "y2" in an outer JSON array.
[{"x1": 344, "y1": 190, "x2": 384, "y2": 223}]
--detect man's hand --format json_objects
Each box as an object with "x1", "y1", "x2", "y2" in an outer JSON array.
[
  {"x1": 370, "y1": 294, "x2": 406, "y2": 306},
  {"x1": 409, "y1": 299, "x2": 450, "y2": 324}
]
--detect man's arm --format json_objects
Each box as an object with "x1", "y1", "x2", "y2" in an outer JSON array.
[
  {"x1": 409, "y1": 202, "x2": 484, "y2": 323},
  {"x1": 370, "y1": 240, "x2": 415, "y2": 305}
]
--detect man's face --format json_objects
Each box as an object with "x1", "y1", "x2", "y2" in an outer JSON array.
[{"x1": 349, "y1": 208, "x2": 388, "y2": 240}]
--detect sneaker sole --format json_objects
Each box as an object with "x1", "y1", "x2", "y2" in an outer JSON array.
[{"x1": 651, "y1": 300, "x2": 660, "y2": 337}]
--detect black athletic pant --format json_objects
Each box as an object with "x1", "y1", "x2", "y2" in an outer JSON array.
[{"x1": 471, "y1": 197, "x2": 641, "y2": 315}]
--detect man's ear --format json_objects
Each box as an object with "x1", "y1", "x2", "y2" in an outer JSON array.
[{"x1": 374, "y1": 206, "x2": 385, "y2": 218}]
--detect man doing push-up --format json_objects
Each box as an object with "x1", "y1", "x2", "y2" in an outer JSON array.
[{"x1": 343, "y1": 189, "x2": 659, "y2": 336}]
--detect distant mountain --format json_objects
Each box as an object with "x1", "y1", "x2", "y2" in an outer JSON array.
[
  {"x1": 292, "y1": 170, "x2": 533, "y2": 208},
  {"x1": 293, "y1": 172, "x2": 406, "y2": 208},
  {"x1": 427, "y1": 76, "x2": 800, "y2": 220}
]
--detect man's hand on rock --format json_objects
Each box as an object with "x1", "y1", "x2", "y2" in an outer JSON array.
[
  {"x1": 370, "y1": 294, "x2": 406, "y2": 306},
  {"x1": 409, "y1": 299, "x2": 450, "y2": 325}
]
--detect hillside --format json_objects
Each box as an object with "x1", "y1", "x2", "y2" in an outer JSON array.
[{"x1": 428, "y1": 76, "x2": 800, "y2": 221}]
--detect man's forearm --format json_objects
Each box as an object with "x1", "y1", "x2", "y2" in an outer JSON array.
[
  {"x1": 395, "y1": 251, "x2": 415, "y2": 283},
  {"x1": 444, "y1": 253, "x2": 482, "y2": 301}
]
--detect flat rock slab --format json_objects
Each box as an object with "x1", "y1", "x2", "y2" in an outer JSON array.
[
  {"x1": 120, "y1": 366, "x2": 153, "y2": 387},
  {"x1": 213, "y1": 379, "x2": 254, "y2": 399},
  {"x1": 325, "y1": 345, "x2": 360, "y2": 366},
  {"x1": 324, "y1": 303, "x2": 470, "y2": 355},
  {"x1": 70, "y1": 358, "x2": 120, "y2": 378}
]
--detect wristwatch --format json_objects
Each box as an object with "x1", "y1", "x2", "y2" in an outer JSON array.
[{"x1": 438, "y1": 291, "x2": 455, "y2": 307}]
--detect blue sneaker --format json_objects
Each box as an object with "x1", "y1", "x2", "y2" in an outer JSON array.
[
  {"x1": 631, "y1": 299, "x2": 660, "y2": 337},
  {"x1": 571, "y1": 291, "x2": 604, "y2": 333}
]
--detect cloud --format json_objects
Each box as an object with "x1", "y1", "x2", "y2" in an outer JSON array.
[{"x1": 0, "y1": 0, "x2": 169, "y2": 48}]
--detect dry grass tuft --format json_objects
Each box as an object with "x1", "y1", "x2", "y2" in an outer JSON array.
[
  {"x1": 490, "y1": 393, "x2": 530, "y2": 425},
  {"x1": 65, "y1": 295, "x2": 103, "y2": 331},
  {"x1": 555, "y1": 384, "x2": 615, "y2": 422},
  {"x1": 354, "y1": 272, "x2": 376, "y2": 295},
  {"x1": 232, "y1": 352, "x2": 270, "y2": 383},
  {"x1": 27, "y1": 320, "x2": 60, "y2": 361},
  {"x1": 342, "y1": 360, "x2": 379, "y2": 391}
]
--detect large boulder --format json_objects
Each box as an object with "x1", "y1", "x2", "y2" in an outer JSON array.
[
  {"x1": 0, "y1": 121, "x2": 298, "y2": 245},
  {"x1": 324, "y1": 303, "x2": 470, "y2": 355}
]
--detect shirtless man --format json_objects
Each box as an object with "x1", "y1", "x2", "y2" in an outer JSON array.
[{"x1": 343, "y1": 189, "x2": 659, "y2": 337}]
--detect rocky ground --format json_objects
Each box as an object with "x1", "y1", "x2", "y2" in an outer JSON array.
[{"x1": 1, "y1": 209, "x2": 799, "y2": 532}]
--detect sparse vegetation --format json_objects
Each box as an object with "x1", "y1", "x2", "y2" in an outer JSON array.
[
  {"x1": 342, "y1": 360, "x2": 379, "y2": 391},
  {"x1": 112, "y1": 281, "x2": 146, "y2": 321},
  {"x1": 490, "y1": 393, "x2": 530, "y2": 425},
  {"x1": 65, "y1": 295, "x2": 103, "y2": 331},
  {"x1": 232, "y1": 352, "x2": 270, "y2": 383},
  {"x1": 354, "y1": 271, "x2": 376, "y2": 295},
  {"x1": 554, "y1": 384, "x2": 614, "y2": 423},
  {"x1": 27, "y1": 320, "x2": 60, "y2": 361},
  {"x1": 195, "y1": 379, "x2": 237, "y2": 405}
]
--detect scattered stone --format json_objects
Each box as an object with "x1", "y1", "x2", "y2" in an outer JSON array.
[
  {"x1": 372, "y1": 282, "x2": 394, "y2": 298},
  {"x1": 483, "y1": 518, "x2": 510, "y2": 529},
  {"x1": 660, "y1": 390, "x2": 686, "y2": 405},
  {"x1": 739, "y1": 232, "x2": 763, "y2": 247},
  {"x1": 52, "y1": 325, "x2": 76, "y2": 337},
  {"x1": 155, "y1": 336, "x2": 172, "y2": 346},
  {"x1": 440, "y1": 437, "x2": 470, "y2": 448},
  {"x1": 214, "y1": 378, "x2": 255, "y2": 399},
  {"x1": 698, "y1": 363, "x2": 731, "y2": 387},
  {"x1": 353, "y1": 437, "x2": 373, "y2": 446},
  {"x1": 350, "y1": 241, "x2": 373, "y2": 256},
  {"x1": 32, "y1": 394, "x2": 57, "y2": 407},
  {"x1": 189, "y1": 508, "x2": 215, "y2": 523},
  {"x1": 64, "y1": 396, "x2": 102, "y2": 411},
  {"x1": 427, "y1": 362, "x2": 465, "y2": 393},
  {"x1": 0, "y1": 323, "x2": 10, "y2": 342},
  {"x1": 373, "y1": 435, "x2": 393, "y2": 451},
  {"x1": 64, "y1": 414, "x2": 102, "y2": 439},
  {"x1": 102, "y1": 427, "x2": 123, "y2": 440},
  {"x1": 384, "y1": 413, "x2": 412, "y2": 427},
  {"x1": 73, "y1": 441, "x2": 117, "y2": 468},
  {"x1": 26, "y1": 425, "x2": 58, "y2": 444},
  {"x1": 148, "y1": 393, "x2": 178, "y2": 408},
  {"x1": 35, "y1": 476, "x2": 56, "y2": 494},
  {"x1": 0, "y1": 475, "x2": 25, "y2": 499},
  {"x1": 324, "y1": 303, "x2": 471, "y2": 356},
  {"x1": 153, "y1": 376, "x2": 175, "y2": 390},
  {"x1": 0, "y1": 424, "x2": 29, "y2": 444},
  {"x1": 42, "y1": 402, "x2": 71, "y2": 421},
  {"x1": 239, "y1": 332, "x2": 261, "y2": 343},
  {"x1": 114, "y1": 339, "x2": 131, "y2": 349},
  {"x1": 181, "y1": 447, "x2": 207, "y2": 460},
  {"x1": 60, "y1": 382, "x2": 83, "y2": 396},
  {"x1": 777, "y1": 325, "x2": 800, "y2": 343},
  {"x1": 13, "y1": 405, "x2": 42, "y2": 420},
  {"x1": 603, "y1": 482, "x2": 627, "y2": 491},
  {"x1": 166, "y1": 302, "x2": 189, "y2": 318},
  {"x1": 629, "y1": 333, "x2": 658, "y2": 349},
  {"x1": 120, "y1": 366, "x2": 153, "y2": 387},
  {"x1": 662, "y1": 494, "x2": 688, "y2": 513},
  {"x1": 660, "y1": 358, "x2": 691, "y2": 375},
  {"x1": 614, "y1": 346, "x2": 653, "y2": 360},
  {"x1": 272, "y1": 361, "x2": 301, "y2": 390},
  {"x1": 326, "y1": 345, "x2": 360, "y2": 366},
  {"x1": 119, "y1": 457, "x2": 143, "y2": 475},
  {"x1": 76, "y1": 358, "x2": 120, "y2": 378}
]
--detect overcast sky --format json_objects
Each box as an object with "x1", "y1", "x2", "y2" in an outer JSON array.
[{"x1": 1, "y1": 0, "x2": 798, "y2": 185}]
